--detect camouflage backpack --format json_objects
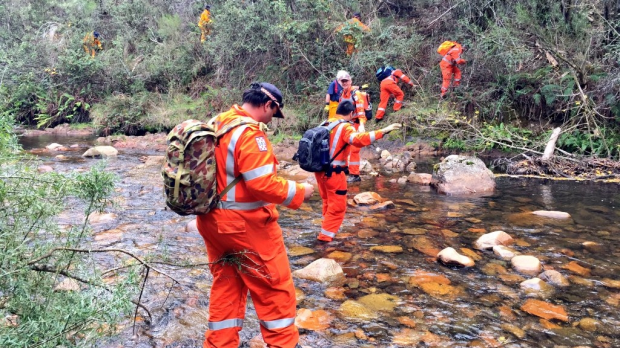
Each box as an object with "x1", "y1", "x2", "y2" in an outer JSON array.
[{"x1": 162, "y1": 117, "x2": 260, "y2": 216}]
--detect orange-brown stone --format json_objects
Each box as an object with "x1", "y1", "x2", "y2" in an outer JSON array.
[
  {"x1": 294, "y1": 308, "x2": 333, "y2": 331},
  {"x1": 397, "y1": 316, "x2": 416, "y2": 328},
  {"x1": 521, "y1": 299, "x2": 568, "y2": 322},
  {"x1": 562, "y1": 261, "x2": 591, "y2": 276}
]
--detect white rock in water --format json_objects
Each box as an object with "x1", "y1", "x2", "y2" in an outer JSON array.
[
  {"x1": 437, "y1": 247, "x2": 475, "y2": 267},
  {"x1": 473, "y1": 231, "x2": 514, "y2": 250},
  {"x1": 532, "y1": 210, "x2": 571, "y2": 219},
  {"x1": 292, "y1": 258, "x2": 344, "y2": 284},
  {"x1": 520, "y1": 277, "x2": 555, "y2": 299},
  {"x1": 493, "y1": 245, "x2": 519, "y2": 260},
  {"x1": 538, "y1": 270, "x2": 570, "y2": 287},
  {"x1": 82, "y1": 146, "x2": 118, "y2": 157},
  {"x1": 46, "y1": 143, "x2": 64, "y2": 150},
  {"x1": 511, "y1": 255, "x2": 542, "y2": 276}
]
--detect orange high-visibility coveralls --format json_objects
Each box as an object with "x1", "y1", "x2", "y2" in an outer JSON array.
[
  {"x1": 339, "y1": 88, "x2": 371, "y2": 176},
  {"x1": 335, "y1": 18, "x2": 370, "y2": 56},
  {"x1": 376, "y1": 69, "x2": 413, "y2": 120},
  {"x1": 196, "y1": 105, "x2": 306, "y2": 348},
  {"x1": 198, "y1": 9, "x2": 212, "y2": 42},
  {"x1": 440, "y1": 44, "x2": 465, "y2": 96},
  {"x1": 82, "y1": 33, "x2": 101, "y2": 58},
  {"x1": 315, "y1": 118, "x2": 384, "y2": 242}
]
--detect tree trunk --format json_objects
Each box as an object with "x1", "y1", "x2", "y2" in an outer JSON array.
[{"x1": 542, "y1": 127, "x2": 562, "y2": 161}]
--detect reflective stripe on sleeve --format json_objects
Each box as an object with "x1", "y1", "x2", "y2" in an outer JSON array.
[
  {"x1": 226, "y1": 125, "x2": 250, "y2": 200},
  {"x1": 370, "y1": 131, "x2": 376, "y2": 142},
  {"x1": 282, "y1": 180, "x2": 297, "y2": 206},
  {"x1": 259, "y1": 317, "x2": 295, "y2": 330},
  {"x1": 378, "y1": 107, "x2": 386, "y2": 111},
  {"x1": 320, "y1": 229, "x2": 336, "y2": 238},
  {"x1": 242, "y1": 164, "x2": 273, "y2": 181},
  {"x1": 217, "y1": 201, "x2": 271, "y2": 210},
  {"x1": 208, "y1": 318, "x2": 244, "y2": 330},
  {"x1": 349, "y1": 161, "x2": 360, "y2": 165}
]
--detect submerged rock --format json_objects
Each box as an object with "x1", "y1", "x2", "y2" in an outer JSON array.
[
  {"x1": 538, "y1": 270, "x2": 570, "y2": 287},
  {"x1": 357, "y1": 293, "x2": 400, "y2": 312},
  {"x1": 431, "y1": 155, "x2": 495, "y2": 195},
  {"x1": 295, "y1": 308, "x2": 333, "y2": 331},
  {"x1": 338, "y1": 300, "x2": 378, "y2": 322},
  {"x1": 520, "y1": 278, "x2": 555, "y2": 299},
  {"x1": 531, "y1": 210, "x2": 571, "y2": 219},
  {"x1": 407, "y1": 173, "x2": 432, "y2": 185},
  {"x1": 520, "y1": 299, "x2": 569, "y2": 322}
]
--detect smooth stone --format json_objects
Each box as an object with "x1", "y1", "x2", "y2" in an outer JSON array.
[
  {"x1": 437, "y1": 247, "x2": 475, "y2": 267},
  {"x1": 473, "y1": 231, "x2": 514, "y2": 250},
  {"x1": 511, "y1": 255, "x2": 542, "y2": 276},
  {"x1": 493, "y1": 245, "x2": 519, "y2": 260},
  {"x1": 532, "y1": 210, "x2": 571, "y2": 219},
  {"x1": 292, "y1": 258, "x2": 344, "y2": 284},
  {"x1": 538, "y1": 270, "x2": 570, "y2": 287}
]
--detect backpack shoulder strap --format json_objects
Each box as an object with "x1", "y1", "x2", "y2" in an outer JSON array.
[{"x1": 325, "y1": 119, "x2": 346, "y2": 131}]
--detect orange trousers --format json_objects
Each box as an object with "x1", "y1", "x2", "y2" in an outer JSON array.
[
  {"x1": 348, "y1": 122, "x2": 361, "y2": 175},
  {"x1": 197, "y1": 209, "x2": 298, "y2": 348},
  {"x1": 440, "y1": 62, "x2": 462, "y2": 96},
  {"x1": 376, "y1": 80, "x2": 404, "y2": 120},
  {"x1": 315, "y1": 171, "x2": 348, "y2": 241}
]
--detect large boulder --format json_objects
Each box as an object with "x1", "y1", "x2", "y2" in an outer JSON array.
[{"x1": 431, "y1": 155, "x2": 495, "y2": 195}]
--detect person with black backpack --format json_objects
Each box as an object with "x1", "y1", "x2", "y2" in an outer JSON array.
[{"x1": 314, "y1": 100, "x2": 401, "y2": 242}]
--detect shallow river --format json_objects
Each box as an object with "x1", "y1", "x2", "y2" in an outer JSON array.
[{"x1": 21, "y1": 134, "x2": 620, "y2": 348}]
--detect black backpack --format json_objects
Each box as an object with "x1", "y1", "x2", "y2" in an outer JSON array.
[
  {"x1": 293, "y1": 120, "x2": 349, "y2": 172},
  {"x1": 376, "y1": 65, "x2": 394, "y2": 82}
]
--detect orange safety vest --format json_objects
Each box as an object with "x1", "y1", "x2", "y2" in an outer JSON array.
[
  {"x1": 211, "y1": 105, "x2": 305, "y2": 212},
  {"x1": 441, "y1": 45, "x2": 465, "y2": 66},
  {"x1": 340, "y1": 88, "x2": 371, "y2": 123},
  {"x1": 326, "y1": 117, "x2": 384, "y2": 167}
]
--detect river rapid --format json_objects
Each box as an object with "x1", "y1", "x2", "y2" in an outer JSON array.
[{"x1": 20, "y1": 132, "x2": 620, "y2": 348}]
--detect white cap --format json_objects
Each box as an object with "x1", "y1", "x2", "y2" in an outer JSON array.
[{"x1": 336, "y1": 70, "x2": 351, "y2": 81}]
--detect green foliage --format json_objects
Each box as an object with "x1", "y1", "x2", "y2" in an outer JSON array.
[{"x1": 0, "y1": 119, "x2": 137, "y2": 347}]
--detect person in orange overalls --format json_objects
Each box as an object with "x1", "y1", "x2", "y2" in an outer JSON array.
[
  {"x1": 198, "y1": 5, "x2": 212, "y2": 42},
  {"x1": 337, "y1": 73, "x2": 372, "y2": 183},
  {"x1": 196, "y1": 82, "x2": 314, "y2": 348},
  {"x1": 315, "y1": 100, "x2": 401, "y2": 242},
  {"x1": 335, "y1": 12, "x2": 370, "y2": 56},
  {"x1": 376, "y1": 68, "x2": 414, "y2": 122},
  {"x1": 440, "y1": 42, "x2": 466, "y2": 97},
  {"x1": 82, "y1": 31, "x2": 102, "y2": 58}
]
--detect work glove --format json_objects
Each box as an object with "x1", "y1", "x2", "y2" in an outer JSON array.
[
  {"x1": 323, "y1": 104, "x2": 330, "y2": 112},
  {"x1": 361, "y1": 83, "x2": 369, "y2": 89},
  {"x1": 358, "y1": 123, "x2": 365, "y2": 133},
  {"x1": 380, "y1": 123, "x2": 402, "y2": 134}
]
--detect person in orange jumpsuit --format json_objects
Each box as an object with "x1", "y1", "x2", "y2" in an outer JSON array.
[
  {"x1": 82, "y1": 31, "x2": 102, "y2": 58},
  {"x1": 335, "y1": 12, "x2": 370, "y2": 56},
  {"x1": 440, "y1": 42, "x2": 466, "y2": 97},
  {"x1": 315, "y1": 100, "x2": 402, "y2": 242},
  {"x1": 338, "y1": 74, "x2": 372, "y2": 183},
  {"x1": 196, "y1": 82, "x2": 314, "y2": 348},
  {"x1": 376, "y1": 68, "x2": 414, "y2": 121},
  {"x1": 198, "y1": 5, "x2": 212, "y2": 42}
]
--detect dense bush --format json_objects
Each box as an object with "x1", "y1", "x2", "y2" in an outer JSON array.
[{"x1": 1, "y1": 0, "x2": 619, "y2": 155}]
